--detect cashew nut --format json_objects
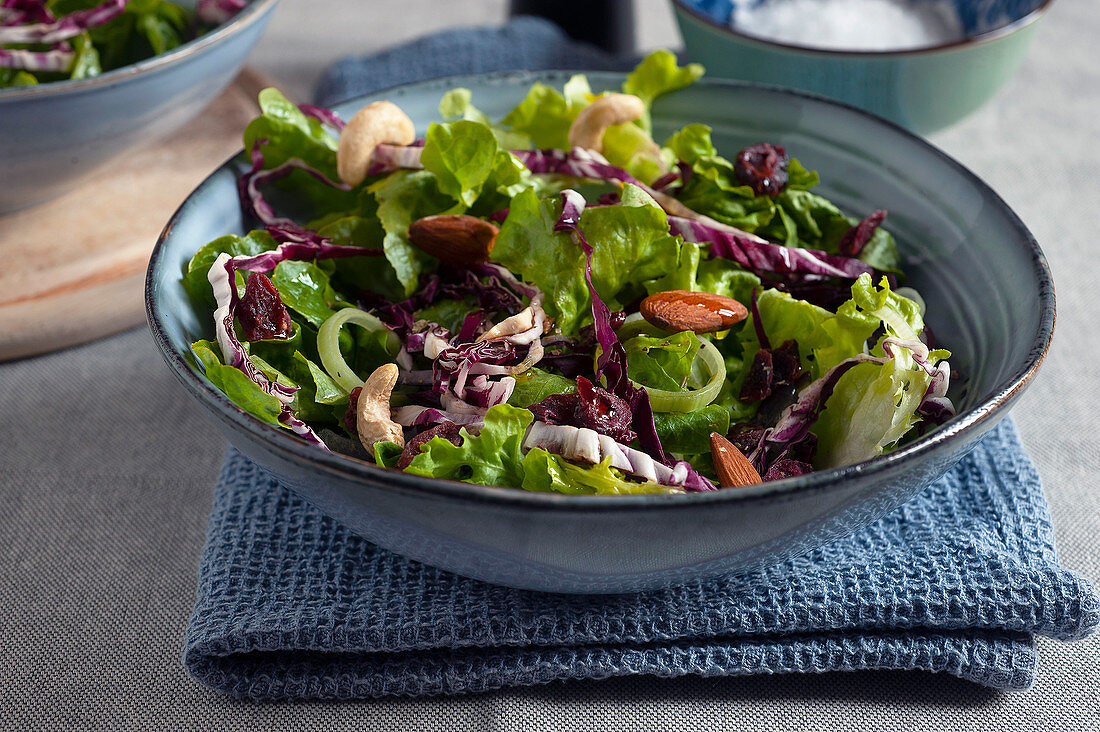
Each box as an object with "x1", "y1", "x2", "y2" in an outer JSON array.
[
  {"x1": 337, "y1": 101, "x2": 416, "y2": 186},
  {"x1": 567, "y1": 93, "x2": 647, "y2": 152},
  {"x1": 356, "y1": 363, "x2": 405, "y2": 454}
]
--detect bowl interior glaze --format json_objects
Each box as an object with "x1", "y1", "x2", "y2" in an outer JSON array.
[{"x1": 147, "y1": 73, "x2": 1053, "y2": 592}]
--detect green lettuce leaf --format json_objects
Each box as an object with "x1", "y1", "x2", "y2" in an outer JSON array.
[
  {"x1": 508, "y1": 368, "x2": 577, "y2": 408},
  {"x1": 652, "y1": 404, "x2": 729, "y2": 456},
  {"x1": 811, "y1": 275, "x2": 948, "y2": 467},
  {"x1": 270, "y1": 259, "x2": 352, "y2": 327},
  {"x1": 189, "y1": 340, "x2": 284, "y2": 428},
  {"x1": 368, "y1": 170, "x2": 454, "y2": 296},
  {"x1": 625, "y1": 330, "x2": 700, "y2": 392},
  {"x1": 404, "y1": 404, "x2": 532, "y2": 487},
  {"x1": 621, "y1": 50, "x2": 704, "y2": 133},
  {"x1": 182, "y1": 230, "x2": 278, "y2": 309},
  {"x1": 439, "y1": 88, "x2": 532, "y2": 149},
  {"x1": 520, "y1": 449, "x2": 678, "y2": 495}
]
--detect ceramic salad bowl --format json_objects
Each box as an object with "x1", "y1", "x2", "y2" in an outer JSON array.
[
  {"x1": 0, "y1": 0, "x2": 279, "y2": 214},
  {"x1": 146, "y1": 72, "x2": 1053, "y2": 593}
]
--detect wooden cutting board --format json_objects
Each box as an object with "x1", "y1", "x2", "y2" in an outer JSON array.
[{"x1": 0, "y1": 69, "x2": 278, "y2": 362}]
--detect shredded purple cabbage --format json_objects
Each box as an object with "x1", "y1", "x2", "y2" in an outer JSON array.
[
  {"x1": 298, "y1": 103, "x2": 345, "y2": 132},
  {"x1": 0, "y1": 0, "x2": 126, "y2": 44},
  {"x1": 0, "y1": 44, "x2": 71, "y2": 71},
  {"x1": 668, "y1": 216, "x2": 876, "y2": 280}
]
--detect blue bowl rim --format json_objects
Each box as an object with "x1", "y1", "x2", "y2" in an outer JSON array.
[
  {"x1": 146, "y1": 69, "x2": 1055, "y2": 513},
  {"x1": 0, "y1": 0, "x2": 279, "y2": 102},
  {"x1": 671, "y1": 0, "x2": 1055, "y2": 57}
]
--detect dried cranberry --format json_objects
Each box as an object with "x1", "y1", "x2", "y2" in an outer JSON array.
[
  {"x1": 237, "y1": 272, "x2": 293, "y2": 341},
  {"x1": 838, "y1": 209, "x2": 887, "y2": 257},
  {"x1": 529, "y1": 376, "x2": 636, "y2": 443},
  {"x1": 764, "y1": 459, "x2": 813, "y2": 481},
  {"x1": 729, "y1": 426, "x2": 766, "y2": 456},
  {"x1": 342, "y1": 387, "x2": 362, "y2": 437},
  {"x1": 396, "y1": 422, "x2": 463, "y2": 469},
  {"x1": 574, "y1": 376, "x2": 636, "y2": 443},
  {"x1": 771, "y1": 340, "x2": 803, "y2": 384},
  {"x1": 734, "y1": 143, "x2": 789, "y2": 197},
  {"x1": 739, "y1": 349, "x2": 774, "y2": 402}
]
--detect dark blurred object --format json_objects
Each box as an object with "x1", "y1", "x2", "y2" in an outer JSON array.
[{"x1": 510, "y1": 0, "x2": 635, "y2": 54}]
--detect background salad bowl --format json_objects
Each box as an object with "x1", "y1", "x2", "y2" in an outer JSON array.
[
  {"x1": 147, "y1": 72, "x2": 1054, "y2": 593},
  {"x1": 671, "y1": 0, "x2": 1055, "y2": 134},
  {"x1": 0, "y1": 0, "x2": 279, "y2": 214}
]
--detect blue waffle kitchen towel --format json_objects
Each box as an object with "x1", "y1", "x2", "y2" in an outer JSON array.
[
  {"x1": 184, "y1": 420, "x2": 1097, "y2": 698},
  {"x1": 183, "y1": 19, "x2": 1098, "y2": 699}
]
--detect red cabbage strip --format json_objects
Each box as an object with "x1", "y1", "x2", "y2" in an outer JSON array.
[
  {"x1": 0, "y1": 45, "x2": 71, "y2": 71},
  {"x1": 0, "y1": 0, "x2": 127, "y2": 43},
  {"x1": 196, "y1": 0, "x2": 244, "y2": 25},
  {"x1": 239, "y1": 140, "x2": 352, "y2": 229},
  {"x1": 1, "y1": 0, "x2": 55, "y2": 25},
  {"x1": 553, "y1": 190, "x2": 715, "y2": 491},
  {"x1": 298, "y1": 103, "x2": 345, "y2": 132},
  {"x1": 668, "y1": 216, "x2": 876, "y2": 279}
]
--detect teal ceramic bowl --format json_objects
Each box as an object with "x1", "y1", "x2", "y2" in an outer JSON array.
[
  {"x1": 673, "y1": 0, "x2": 1053, "y2": 134},
  {"x1": 0, "y1": 0, "x2": 278, "y2": 214},
  {"x1": 147, "y1": 72, "x2": 1053, "y2": 593}
]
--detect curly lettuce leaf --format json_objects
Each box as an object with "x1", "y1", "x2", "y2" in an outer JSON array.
[
  {"x1": 520, "y1": 449, "x2": 678, "y2": 495},
  {"x1": 404, "y1": 404, "x2": 532, "y2": 487},
  {"x1": 439, "y1": 88, "x2": 532, "y2": 149},
  {"x1": 621, "y1": 50, "x2": 704, "y2": 130},
  {"x1": 811, "y1": 275, "x2": 948, "y2": 467}
]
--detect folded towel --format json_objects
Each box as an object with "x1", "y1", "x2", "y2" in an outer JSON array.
[
  {"x1": 184, "y1": 417, "x2": 1097, "y2": 699},
  {"x1": 184, "y1": 18, "x2": 1097, "y2": 700}
]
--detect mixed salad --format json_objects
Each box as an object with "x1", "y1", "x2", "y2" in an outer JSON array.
[
  {"x1": 182, "y1": 51, "x2": 955, "y2": 495},
  {"x1": 0, "y1": 0, "x2": 244, "y2": 87}
]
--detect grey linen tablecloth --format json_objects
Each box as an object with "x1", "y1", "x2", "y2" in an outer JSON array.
[{"x1": 2, "y1": 0, "x2": 1098, "y2": 729}]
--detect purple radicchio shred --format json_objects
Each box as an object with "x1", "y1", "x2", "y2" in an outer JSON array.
[
  {"x1": 759, "y1": 272, "x2": 858, "y2": 311},
  {"x1": 668, "y1": 215, "x2": 876, "y2": 281},
  {"x1": 749, "y1": 287, "x2": 770, "y2": 349},
  {"x1": 553, "y1": 190, "x2": 715, "y2": 490},
  {"x1": 838, "y1": 209, "x2": 887, "y2": 258},
  {"x1": 0, "y1": 45, "x2": 71, "y2": 71},
  {"x1": 529, "y1": 376, "x2": 636, "y2": 443},
  {"x1": 2, "y1": 0, "x2": 57, "y2": 25},
  {"x1": 0, "y1": 0, "x2": 126, "y2": 44},
  {"x1": 341, "y1": 387, "x2": 362, "y2": 436},
  {"x1": 297, "y1": 103, "x2": 345, "y2": 132},
  {"x1": 488, "y1": 208, "x2": 510, "y2": 223},
  {"x1": 239, "y1": 140, "x2": 353, "y2": 234}
]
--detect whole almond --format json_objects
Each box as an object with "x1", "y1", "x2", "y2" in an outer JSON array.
[
  {"x1": 640, "y1": 290, "x2": 748, "y2": 334},
  {"x1": 710, "y1": 432, "x2": 763, "y2": 488},
  {"x1": 407, "y1": 214, "x2": 498, "y2": 264}
]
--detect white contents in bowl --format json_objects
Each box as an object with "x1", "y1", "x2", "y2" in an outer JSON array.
[{"x1": 730, "y1": 0, "x2": 965, "y2": 51}]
